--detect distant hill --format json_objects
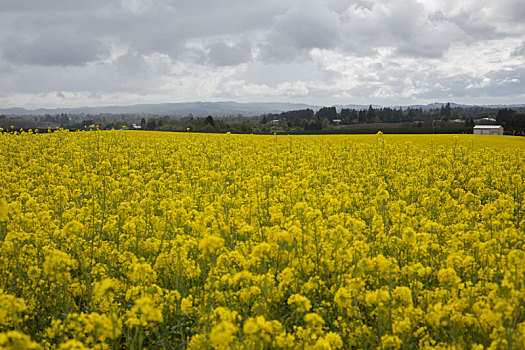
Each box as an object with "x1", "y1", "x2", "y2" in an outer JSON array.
[
  {"x1": 399, "y1": 102, "x2": 467, "y2": 111},
  {"x1": 396, "y1": 102, "x2": 525, "y2": 111},
  {"x1": 0, "y1": 101, "x2": 321, "y2": 117},
  {"x1": 0, "y1": 101, "x2": 523, "y2": 117}
]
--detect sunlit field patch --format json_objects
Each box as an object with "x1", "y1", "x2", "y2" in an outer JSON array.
[{"x1": 0, "y1": 129, "x2": 524, "y2": 349}]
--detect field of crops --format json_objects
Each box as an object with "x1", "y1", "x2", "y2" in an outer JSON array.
[{"x1": 0, "y1": 129, "x2": 524, "y2": 349}]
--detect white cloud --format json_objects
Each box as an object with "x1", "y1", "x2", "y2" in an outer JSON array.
[
  {"x1": 120, "y1": 0, "x2": 157, "y2": 15},
  {"x1": 466, "y1": 78, "x2": 491, "y2": 90},
  {"x1": 497, "y1": 77, "x2": 520, "y2": 85}
]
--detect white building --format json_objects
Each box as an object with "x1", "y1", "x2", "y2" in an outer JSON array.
[{"x1": 473, "y1": 125, "x2": 504, "y2": 135}]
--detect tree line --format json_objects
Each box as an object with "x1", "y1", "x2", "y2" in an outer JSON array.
[
  {"x1": 496, "y1": 108, "x2": 525, "y2": 133},
  {"x1": 1, "y1": 104, "x2": 524, "y2": 135}
]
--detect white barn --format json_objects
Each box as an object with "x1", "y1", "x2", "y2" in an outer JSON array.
[{"x1": 473, "y1": 125, "x2": 504, "y2": 135}]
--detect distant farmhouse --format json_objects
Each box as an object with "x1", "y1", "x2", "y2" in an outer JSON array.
[{"x1": 473, "y1": 125, "x2": 504, "y2": 135}]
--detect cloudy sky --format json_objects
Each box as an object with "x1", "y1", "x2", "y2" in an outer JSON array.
[{"x1": 0, "y1": 0, "x2": 523, "y2": 108}]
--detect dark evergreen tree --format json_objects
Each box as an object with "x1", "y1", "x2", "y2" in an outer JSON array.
[
  {"x1": 205, "y1": 115, "x2": 215, "y2": 127},
  {"x1": 367, "y1": 105, "x2": 375, "y2": 123},
  {"x1": 316, "y1": 107, "x2": 337, "y2": 121},
  {"x1": 340, "y1": 108, "x2": 357, "y2": 124},
  {"x1": 145, "y1": 119, "x2": 157, "y2": 130},
  {"x1": 358, "y1": 110, "x2": 367, "y2": 124}
]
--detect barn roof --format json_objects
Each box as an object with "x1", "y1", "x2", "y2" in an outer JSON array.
[{"x1": 473, "y1": 125, "x2": 503, "y2": 129}]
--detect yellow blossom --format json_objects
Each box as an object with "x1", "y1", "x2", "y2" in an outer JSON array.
[
  {"x1": 288, "y1": 294, "x2": 312, "y2": 313},
  {"x1": 0, "y1": 198, "x2": 8, "y2": 221}
]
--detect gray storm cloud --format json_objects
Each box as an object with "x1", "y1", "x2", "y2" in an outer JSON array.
[
  {"x1": 4, "y1": 33, "x2": 108, "y2": 66},
  {"x1": 0, "y1": 0, "x2": 523, "y2": 107}
]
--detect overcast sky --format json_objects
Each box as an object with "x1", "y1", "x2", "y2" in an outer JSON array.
[{"x1": 0, "y1": 0, "x2": 523, "y2": 108}]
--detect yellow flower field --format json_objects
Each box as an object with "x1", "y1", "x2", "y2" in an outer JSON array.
[{"x1": 0, "y1": 130, "x2": 524, "y2": 349}]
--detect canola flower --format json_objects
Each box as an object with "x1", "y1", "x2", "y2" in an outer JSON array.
[{"x1": 0, "y1": 129, "x2": 524, "y2": 349}]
